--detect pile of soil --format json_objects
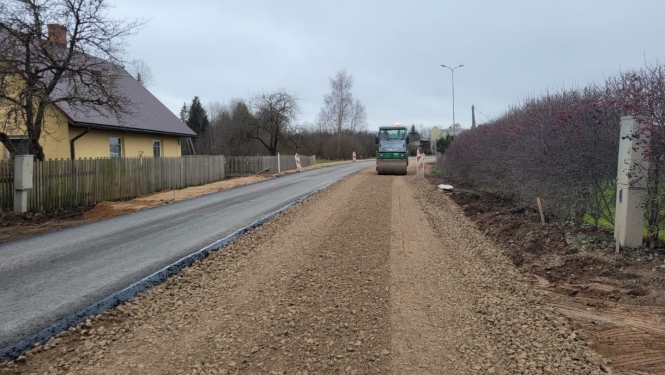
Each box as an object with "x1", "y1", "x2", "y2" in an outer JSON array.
[
  {"x1": 427, "y1": 166, "x2": 665, "y2": 374},
  {"x1": 428, "y1": 174, "x2": 665, "y2": 305},
  {"x1": 0, "y1": 206, "x2": 90, "y2": 226},
  {"x1": 84, "y1": 175, "x2": 273, "y2": 221}
]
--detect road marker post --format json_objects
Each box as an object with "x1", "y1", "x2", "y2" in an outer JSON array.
[
  {"x1": 416, "y1": 153, "x2": 424, "y2": 178},
  {"x1": 295, "y1": 153, "x2": 302, "y2": 172},
  {"x1": 352, "y1": 151, "x2": 356, "y2": 162}
]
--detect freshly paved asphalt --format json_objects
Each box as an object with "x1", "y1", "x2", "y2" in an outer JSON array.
[{"x1": 0, "y1": 161, "x2": 374, "y2": 350}]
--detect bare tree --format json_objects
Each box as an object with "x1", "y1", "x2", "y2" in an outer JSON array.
[
  {"x1": 317, "y1": 70, "x2": 367, "y2": 158},
  {"x1": 250, "y1": 90, "x2": 300, "y2": 156},
  {"x1": 286, "y1": 123, "x2": 307, "y2": 153},
  {"x1": 205, "y1": 98, "x2": 262, "y2": 156},
  {"x1": 0, "y1": 0, "x2": 145, "y2": 160},
  {"x1": 127, "y1": 59, "x2": 154, "y2": 88},
  {"x1": 417, "y1": 124, "x2": 431, "y2": 140}
]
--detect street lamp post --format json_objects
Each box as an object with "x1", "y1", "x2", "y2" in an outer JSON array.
[{"x1": 441, "y1": 64, "x2": 464, "y2": 136}]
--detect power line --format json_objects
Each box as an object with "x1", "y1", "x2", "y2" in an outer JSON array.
[{"x1": 474, "y1": 107, "x2": 491, "y2": 121}]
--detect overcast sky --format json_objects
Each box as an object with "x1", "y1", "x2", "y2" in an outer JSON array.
[{"x1": 110, "y1": 0, "x2": 665, "y2": 133}]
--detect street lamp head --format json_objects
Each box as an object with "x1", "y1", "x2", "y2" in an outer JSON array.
[{"x1": 441, "y1": 64, "x2": 464, "y2": 71}]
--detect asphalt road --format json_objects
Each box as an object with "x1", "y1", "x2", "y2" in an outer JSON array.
[{"x1": 0, "y1": 161, "x2": 373, "y2": 351}]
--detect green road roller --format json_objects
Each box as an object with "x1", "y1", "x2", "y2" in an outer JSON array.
[{"x1": 376, "y1": 125, "x2": 409, "y2": 175}]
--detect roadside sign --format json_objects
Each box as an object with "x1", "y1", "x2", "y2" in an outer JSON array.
[{"x1": 430, "y1": 126, "x2": 441, "y2": 139}]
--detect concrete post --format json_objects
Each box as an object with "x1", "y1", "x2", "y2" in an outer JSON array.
[
  {"x1": 615, "y1": 116, "x2": 648, "y2": 248},
  {"x1": 13, "y1": 155, "x2": 34, "y2": 213}
]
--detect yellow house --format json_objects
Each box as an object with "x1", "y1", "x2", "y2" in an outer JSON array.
[
  {"x1": 0, "y1": 74, "x2": 196, "y2": 160},
  {"x1": 0, "y1": 25, "x2": 196, "y2": 161}
]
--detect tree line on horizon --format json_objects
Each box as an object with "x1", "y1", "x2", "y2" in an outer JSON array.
[{"x1": 179, "y1": 70, "x2": 380, "y2": 160}]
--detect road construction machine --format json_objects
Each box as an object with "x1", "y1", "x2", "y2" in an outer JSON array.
[{"x1": 376, "y1": 125, "x2": 409, "y2": 175}]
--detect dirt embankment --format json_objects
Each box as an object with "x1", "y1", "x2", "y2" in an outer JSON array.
[
  {"x1": 0, "y1": 206, "x2": 93, "y2": 244},
  {"x1": 1, "y1": 166, "x2": 612, "y2": 375},
  {"x1": 85, "y1": 160, "x2": 361, "y2": 221},
  {"x1": 82, "y1": 175, "x2": 271, "y2": 221},
  {"x1": 427, "y1": 166, "x2": 665, "y2": 375},
  {"x1": 0, "y1": 176, "x2": 270, "y2": 244}
]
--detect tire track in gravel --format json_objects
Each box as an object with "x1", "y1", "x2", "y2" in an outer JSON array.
[
  {"x1": 389, "y1": 176, "x2": 487, "y2": 374},
  {"x1": 240, "y1": 169, "x2": 394, "y2": 374}
]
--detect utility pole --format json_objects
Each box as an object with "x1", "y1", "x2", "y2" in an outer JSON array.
[{"x1": 472, "y1": 105, "x2": 476, "y2": 129}]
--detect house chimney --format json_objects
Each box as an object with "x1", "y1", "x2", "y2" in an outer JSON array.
[{"x1": 47, "y1": 24, "x2": 67, "y2": 45}]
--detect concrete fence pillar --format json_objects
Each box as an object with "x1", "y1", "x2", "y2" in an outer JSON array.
[{"x1": 615, "y1": 116, "x2": 648, "y2": 248}]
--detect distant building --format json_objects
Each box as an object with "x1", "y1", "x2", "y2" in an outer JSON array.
[
  {"x1": 438, "y1": 126, "x2": 467, "y2": 137},
  {"x1": 410, "y1": 138, "x2": 431, "y2": 154}
]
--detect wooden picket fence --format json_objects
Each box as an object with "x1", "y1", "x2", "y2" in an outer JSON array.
[
  {"x1": 0, "y1": 155, "x2": 225, "y2": 212},
  {"x1": 225, "y1": 156, "x2": 264, "y2": 175},
  {"x1": 0, "y1": 154, "x2": 317, "y2": 213},
  {"x1": 0, "y1": 162, "x2": 12, "y2": 212},
  {"x1": 225, "y1": 154, "x2": 316, "y2": 175}
]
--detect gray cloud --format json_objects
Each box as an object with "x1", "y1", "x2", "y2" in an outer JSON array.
[{"x1": 111, "y1": 0, "x2": 665, "y2": 131}]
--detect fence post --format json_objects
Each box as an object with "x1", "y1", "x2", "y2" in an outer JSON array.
[{"x1": 615, "y1": 116, "x2": 648, "y2": 249}]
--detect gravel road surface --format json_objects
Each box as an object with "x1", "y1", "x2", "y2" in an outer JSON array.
[
  {"x1": 1, "y1": 166, "x2": 612, "y2": 374},
  {"x1": 0, "y1": 161, "x2": 372, "y2": 353}
]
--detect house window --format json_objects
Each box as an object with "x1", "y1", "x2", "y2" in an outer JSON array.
[
  {"x1": 5, "y1": 137, "x2": 30, "y2": 159},
  {"x1": 153, "y1": 140, "x2": 162, "y2": 158},
  {"x1": 110, "y1": 137, "x2": 122, "y2": 158},
  {"x1": 10, "y1": 138, "x2": 30, "y2": 154}
]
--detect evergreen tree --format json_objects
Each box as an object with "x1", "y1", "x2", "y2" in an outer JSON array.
[
  {"x1": 179, "y1": 102, "x2": 191, "y2": 154},
  {"x1": 409, "y1": 124, "x2": 418, "y2": 139},
  {"x1": 436, "y1": 134, "x2": 455, "y2": 151},
  {"x1": 179, "y1": 103, "x2": 189, "y2": 123},
  {"x1": 186, "y1": 96, "x2": 209, "y2": 135}
]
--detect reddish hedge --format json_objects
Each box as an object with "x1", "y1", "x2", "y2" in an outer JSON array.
[{"x1": 444, "y1": 65, "x2": 665, "y2": 241}]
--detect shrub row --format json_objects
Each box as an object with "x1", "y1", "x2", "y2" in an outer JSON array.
[{"x1": 444, "y1": 65, "x2": 665, "y2": 247}]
